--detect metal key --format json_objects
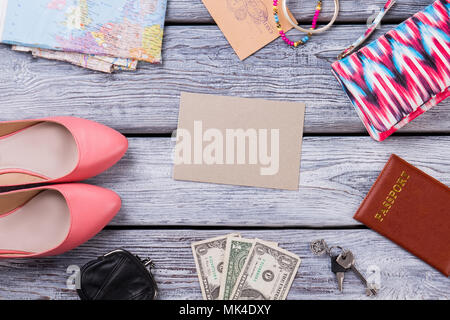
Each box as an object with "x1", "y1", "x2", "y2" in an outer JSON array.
[
  {"x1": 336, "y1": 250, "x2": 378, "y2": 296},
  {"x1": 330, "y1": 255, "x2": 347, "y2": 292}
]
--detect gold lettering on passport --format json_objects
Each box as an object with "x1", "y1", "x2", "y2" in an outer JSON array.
[{"x1": 374, "y1": 171, "x2": 410, "y2": 222}]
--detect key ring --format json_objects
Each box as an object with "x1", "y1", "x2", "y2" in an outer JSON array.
[
  {"x1": 327, "y1": 245, "x2": 344, "y2": 257},
  {"x1": 281, "y1": 0, "x2": 340, "y2": 34}
]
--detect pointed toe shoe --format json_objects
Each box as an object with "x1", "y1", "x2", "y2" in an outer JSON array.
[
  {"x1": 0, "y1": 183, "x2": 121, "y2": 258},
  {"x1": 0, "y1": 117, "x2": 128, "y2": 187}
]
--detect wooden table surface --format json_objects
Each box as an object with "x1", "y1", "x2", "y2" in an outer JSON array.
[{"x1": 0, "y1": 0, "x2": 449, "y2": 300}]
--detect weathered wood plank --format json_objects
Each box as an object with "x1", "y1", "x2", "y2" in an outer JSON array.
[
  {"x1": 0, "y1": 229, "x2": 448, "y2": 300},
  {"x1": 74, "y1": 136, "x2": 450, "y2": 227},
  {"x1": 0, "y1": 24, "x2": 448, "y2": 134},
  {"x1": 166, "y1": 0, "x2": 436, "y2": 24}
]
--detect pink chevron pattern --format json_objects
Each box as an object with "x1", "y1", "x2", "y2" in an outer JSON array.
[{"x1": 332, "y1": 0, "x2": 450, "y2": 141}]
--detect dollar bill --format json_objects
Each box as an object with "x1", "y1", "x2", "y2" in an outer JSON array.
[
  {"x1": 191, "y1": 234, "x2": 239, "y2": 300},
  {"x1": 219, "y1": 237, "x2": 278, "y2": 300},
  {"x1": 218, "y1": 237, "x2": 254, "y2": 300},
  {"x1": 230, "y1": 241, "x2": 301, "y2": 300},
  {"x1": 255, "y1": 239, "x2": 278, "y2": 248}
]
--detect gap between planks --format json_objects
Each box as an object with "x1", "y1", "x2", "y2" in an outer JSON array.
[
  {"x1": 165, "y1": 0, "x2": 436, "y2": 24},
  {"x1": 77, "y1": 136, "x2": 450, "y2": 228},
  {"x1": 1, "y1": 24, "x2": 449, "y2": 135}
]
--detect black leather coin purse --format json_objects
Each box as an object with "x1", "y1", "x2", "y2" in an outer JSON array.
[{"x1": 77, "y1": 249, "x2": 158, "y2": 300}]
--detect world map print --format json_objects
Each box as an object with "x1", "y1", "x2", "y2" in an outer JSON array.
[{"x1": 0, "y1": 0, "x2": 167, "y2": 63}]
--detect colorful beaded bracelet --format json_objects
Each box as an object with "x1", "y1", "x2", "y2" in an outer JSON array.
[{"x1": 273, "y1": 0, "x2": 322, "y2": 47}]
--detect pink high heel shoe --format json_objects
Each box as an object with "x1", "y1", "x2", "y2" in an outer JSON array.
[
  {"x1": 0, "y1": 117, "x2": 128, "y2": 187},
  {"x1": 0, "y1": 183, "x2": 121, "y2": 258}
]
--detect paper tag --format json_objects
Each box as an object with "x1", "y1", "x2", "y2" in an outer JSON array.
[
  {"x1": 173, "y1": 92, "x2": 306, "y2": 190},
  {"x1": 201, "y1": 0, "x2": 296, "y2": 60}
]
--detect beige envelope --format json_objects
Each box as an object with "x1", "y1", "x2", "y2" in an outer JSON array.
[
  {"x1": 173, "y1": 92, "x2": 306, "y2": 190},
  {"x1": 202, "y1": 0, "x2": 296, "y2": 60}
]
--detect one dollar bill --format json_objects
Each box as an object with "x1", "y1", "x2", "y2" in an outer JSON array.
[
  {"x1": 230, "y1": 241, "x2": 301, "y2": 300},
  {"x1": 219, "y1": 237, "x2": 278, "y2": 300},
  {"x1": 191, "y1": 234, "x2": 239, "y2": 300}
]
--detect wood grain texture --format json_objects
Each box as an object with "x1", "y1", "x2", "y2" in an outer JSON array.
[
  {"x1": 0, "y1": 229, "x2": 448, "y2": 300},
  {"x1": 68, "y1": 136, "x2": 450, "y2": 227},
  {"x1": 0, "y1": 24, "x2": 448, "y2": 134},
  {"x1": 166, "y1": 0, "x2": 437, "y2": 24},
  {"x1": 0, "y1": 0, "x2": 448, "y2": 301}
]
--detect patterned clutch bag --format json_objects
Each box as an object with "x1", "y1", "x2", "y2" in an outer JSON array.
[{"x1": 332, "y1": 0, "x2": 450, "y2": 141}]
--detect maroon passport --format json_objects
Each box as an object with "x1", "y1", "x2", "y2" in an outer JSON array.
[{"x1": 354, "y1": 154, "x2": 450, "y2": 276}]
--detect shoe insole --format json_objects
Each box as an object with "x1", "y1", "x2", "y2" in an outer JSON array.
[
  {"x1": 0, "y1": 190, "x2": 71, "y2": 254},
  {"x1": 0, "y1": 122, "x2": 78, "y2": 186}
]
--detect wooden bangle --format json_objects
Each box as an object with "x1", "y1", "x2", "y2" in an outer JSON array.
[{"x1": 281, "y1": 0, "x2": 340, "y2": 34}]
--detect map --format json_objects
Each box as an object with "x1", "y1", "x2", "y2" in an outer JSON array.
[
  {"x1": 13, "y1": 45, "x2": 138, "y2": 73},
  {"x1": 0, "y1": 0, "x2": 167, "y2": 63}
]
